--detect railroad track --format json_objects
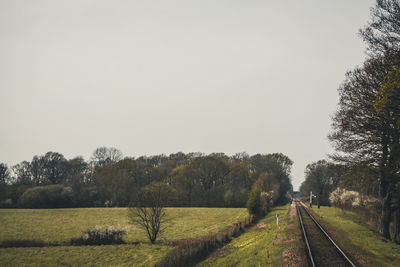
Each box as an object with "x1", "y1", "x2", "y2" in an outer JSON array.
[{"x1": 295, "y1": 200, "x2": 356, "y2": 267}]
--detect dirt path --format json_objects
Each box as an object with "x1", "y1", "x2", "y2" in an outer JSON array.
[{"x1": 290, "y1": 201, "x2": 297, "y2": 219}]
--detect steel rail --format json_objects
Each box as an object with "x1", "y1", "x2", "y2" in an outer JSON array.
[
  {"x1": 296, "y1": 201, "x2": 356, "y2": 267},
  {"x1": 296, "y1": 201, "x2": 316, "y2": 267}
]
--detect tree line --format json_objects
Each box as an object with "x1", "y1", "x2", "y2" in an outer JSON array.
[
  {"x1": 0, "y1": 148, "x2": 293, "y2": 209},
  {"x1": 301, "y1": 0, "x2": 400, "y2": 243}
]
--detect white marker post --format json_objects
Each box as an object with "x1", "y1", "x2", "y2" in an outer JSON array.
[{"x1": 276, "y1": 213, "x2": 280, "y2": 225}]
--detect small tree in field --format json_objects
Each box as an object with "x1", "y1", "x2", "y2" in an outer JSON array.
[
  {"x1": 246, "y1": 185, "x2": 262, "y2": 216},
  {"x1": 128, "y1": 182, "x2": 176, "y2": 244}
]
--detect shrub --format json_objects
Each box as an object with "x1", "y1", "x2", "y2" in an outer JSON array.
[
  {"x1": 329, "y1": 187, "x2": 382, "y2": 228},
  {"x1": 155, "y1": 215, "x2": 254, "y2": 267},
  {"x1": 260, "y1": 191, "x2": 274, "y2": 212},
  {"x1": 19, "y1": 185, "x2": 73, "y2": 208},
  {"x1": 329, "y1": 187, "x2": 343, "y2": 208},
  {"x1": 246, "y1": 185, "x2": 262, "y2": 216},
  {"x1": 70, "y1": 225, "x2": 127, "y2": 245},
  {"x1": 341, "y1": 189, "x2": 360, "y2": 208},
  {"x1": 329, "y1": 187, "x2": 381, "y2": 210},
  {"x1": 329, "y1": 187, "x2": 360, "y2": 209}
]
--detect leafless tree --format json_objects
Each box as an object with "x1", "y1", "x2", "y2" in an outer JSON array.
[
  {"x1": 128, "y1": 183, "x2": 175, "y2": 244},
  {"x1": 360, "y1": 0, "x2": 400, "y2": 55},
  {"x1": 91, "y1": 147, "x2": 123, "y2": 166},
  {"x1": 0, "y1": 163, "x2": 10, "y2": 184}
]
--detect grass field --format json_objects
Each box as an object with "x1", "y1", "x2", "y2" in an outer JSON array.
[
  {"x1": 0, "y1": 207, "x2": 247, "y2": 266},
  {"x1": 311, "y1": 206, "x2": 400, "y2": 267},
  {"x1": 0, "y1": 244, "x2": 171, "y2": 267},
  {"x1": 0, "y1": 207, "x2": 247, "y2": 243},
  {"x1": 197, "y1": 204, "x2": 296, "y2": 267}
]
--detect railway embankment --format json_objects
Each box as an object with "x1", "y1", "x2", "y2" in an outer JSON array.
[{"x1": 305, "y1": 204, "x2": 400, "y2": 267}]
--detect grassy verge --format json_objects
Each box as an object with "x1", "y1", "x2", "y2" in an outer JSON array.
[
  {"x1": 310, "y1": 205, "x2": 400, "y2": 267},
  {"x1": 0, "y1": 244, "x2": 171, "y2": 267},
  {"x1": 156, "y1": 214, "x2": 255, "y2": 266},
  {"x1": 0, "y1": 207, "x2": 247, "y2": 244},
  {"x1": 197, "y1": 204, "x2": 299, "y2": 267}
]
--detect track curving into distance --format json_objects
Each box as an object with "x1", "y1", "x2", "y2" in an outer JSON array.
[{"x1": 295, "y1": 200, "x2": 356, "y2": 267}]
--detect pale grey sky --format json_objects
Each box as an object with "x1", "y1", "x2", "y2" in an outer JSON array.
[{"x1": 0, "y1": 0, "x2": 375, "y2": 190}]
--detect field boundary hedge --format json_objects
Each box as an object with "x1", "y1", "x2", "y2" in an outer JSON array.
[
  {"x1": 155, "y1": 215, "x2": 255, "y2": 267},
  {"x1": 0, "y1": 239, "x2": 51, "y2": 248}
]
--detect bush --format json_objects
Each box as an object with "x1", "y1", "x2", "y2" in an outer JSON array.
[
  {"x1": 329, "y1": 187, "x2": 363, "y2": 209},
  {"x1": 19, "y1": 185, "x2": 73, "y2": 208},
  {"x1": 70, "y1": 225, "x2": 127, "y2": 245},
  {"x1": 260, "y1": 191, "x2": 274, "y2": 212},
  {"x1": 246, "y1": 185, "x2": 262, "y2": 216},
  {"x1": 329, "y1": 187, "x2": 382, "y2": 228}
]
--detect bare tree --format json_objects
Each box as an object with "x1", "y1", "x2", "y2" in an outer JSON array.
[
  {"x1": 92, "y1": 147, "x2": 123, "y2": 166},
  {"x1": 0, "y1": 163, "x2": 10, "y2": 184},
  {"x1": 128, "y1": 183, "x2": 175, "y2": 244},
  {"x1": 360, "y1": 0, "x2": 400, "y2": 55},
  {"x1": 12, "y1": 161, "x2": 32, "y2": 185}
]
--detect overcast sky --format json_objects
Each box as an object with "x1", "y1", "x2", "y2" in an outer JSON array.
[{"x1": 0, "y1": 0, "x2": 375, "y2": 190}]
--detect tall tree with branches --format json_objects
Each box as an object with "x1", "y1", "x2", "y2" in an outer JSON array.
[
  {"x1": 128, "y1": 183, "x2": 175, "y2": 244},
  {"x1": 360, "y1": 0, "x2": 400, "y2": 55},
  {"x1": 329, "y1": 56, "x2": 400, "y2": 238},
  {"x1": 330, "y1": 0, "x2": 400, "y2": 239},
  {"x1": 0, "y1": 163, "x2": 10, "y2": 184}
]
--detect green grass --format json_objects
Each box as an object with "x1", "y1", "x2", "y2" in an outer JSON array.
[
  {"x1": 0, "y1": 207, "x2": 247, "y2": 243},
  {"x1": 0, "y1": 244, "x2": 171, "y2": 267},
  {"x1": 311, "y1": 206, "x2": 400, "y2": 267},
  {"x1": 197, "y1": 205, "x2": 292, "y2": 267},
  {"x1": 0, "y1": 207, "x2": 247, "y2": 267}
]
